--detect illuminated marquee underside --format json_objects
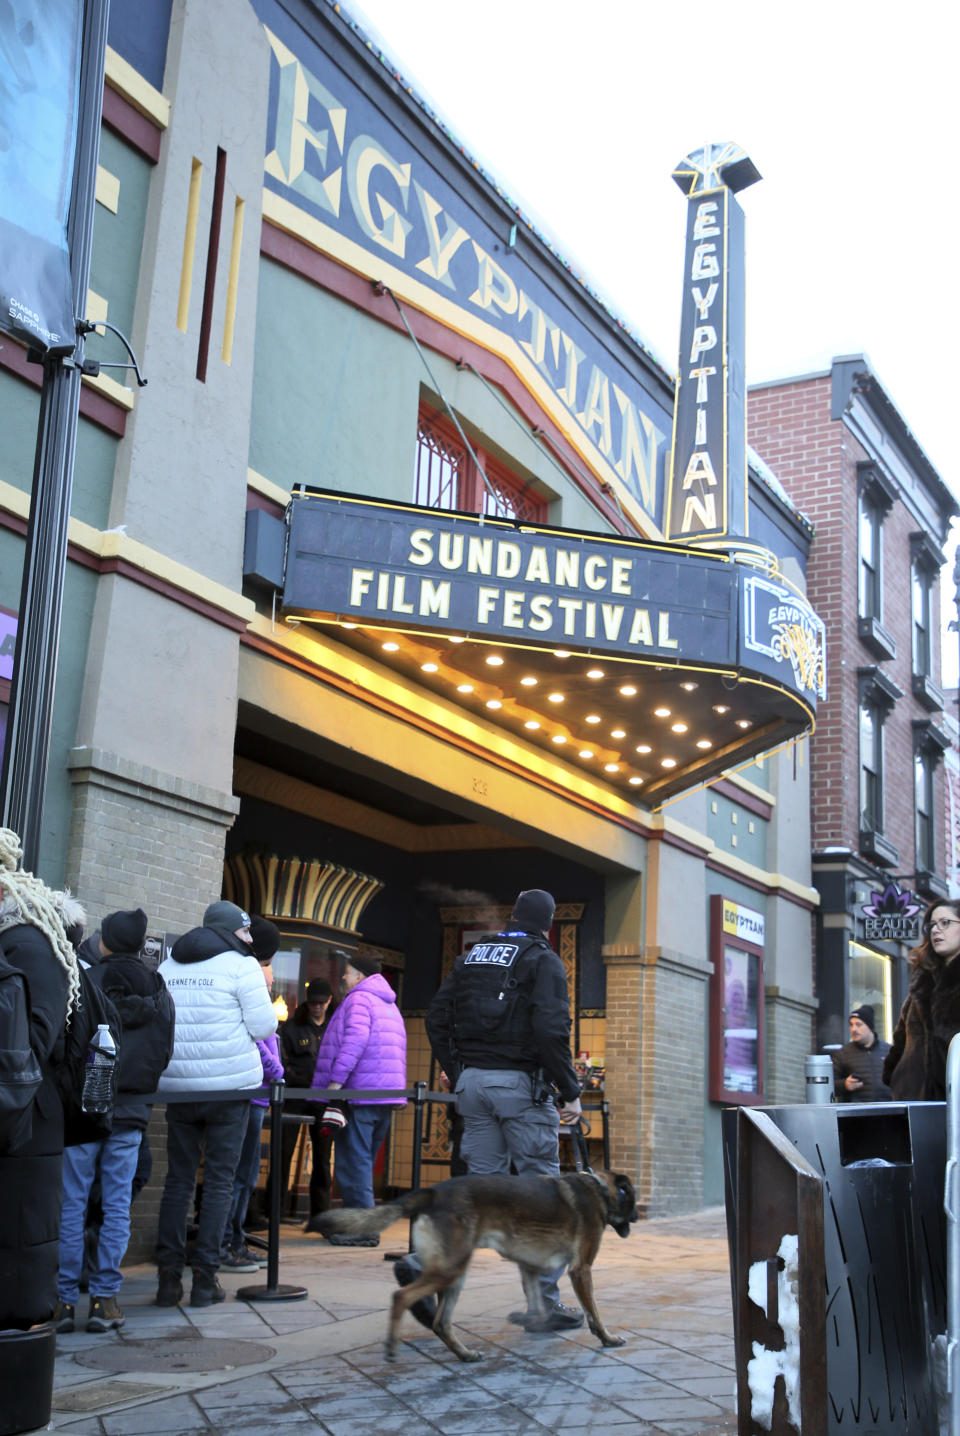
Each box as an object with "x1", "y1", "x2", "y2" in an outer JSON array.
[{"x1": 282, "y1": 493, "x2": 825, "y2": 806}]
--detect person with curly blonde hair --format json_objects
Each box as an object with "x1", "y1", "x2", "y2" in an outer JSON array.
[{"x1": 0, "y1": 827, "x2": 83, "y2": 1331}]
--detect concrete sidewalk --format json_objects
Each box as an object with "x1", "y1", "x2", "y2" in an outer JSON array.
[{"x1": 48, "y1": 1207, "x2": 737, "y2": 1436}]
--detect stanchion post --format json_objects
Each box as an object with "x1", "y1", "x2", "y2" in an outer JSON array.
[
  {"x1": 266, "y1": 1078, "x2": 284, "y2": 1287},
  {"x1": 410, "y1": 1081, "x2": 427, "y2": 1191},
  {"x1": 236, "y1": 1079, "x2": 308, "y2": 1303}
]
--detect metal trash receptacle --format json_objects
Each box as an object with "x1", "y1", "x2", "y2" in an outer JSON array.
[
  {"x1": 725, "y1": 1101, "x2": 946, "y2": 1434},
  {"x1": 0, "y1": 1322, "x2": 56, "y2": 1436}
]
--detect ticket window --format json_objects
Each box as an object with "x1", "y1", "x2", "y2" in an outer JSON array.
[
  {"x1": 709, "y1": 895, "x2": 765, "y2": 1105},
  {"x1": 848, "y1": 941, "x2": 894, "y2": 1043}
]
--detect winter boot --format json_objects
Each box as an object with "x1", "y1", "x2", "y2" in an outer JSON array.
[
  {"x1": 190, "y1": 1269, "x2": 227, "y2": 1308},
  {"x1": 87, "y1": 1295, "x2": 125, "y2": 1332},
  {"x1": 155, "y1": 1268, "x2": 183, "y2": 1307}
]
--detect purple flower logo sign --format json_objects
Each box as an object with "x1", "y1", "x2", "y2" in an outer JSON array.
[{"x1": 861, "y1": 882, "x2": 922, "y2": 941}]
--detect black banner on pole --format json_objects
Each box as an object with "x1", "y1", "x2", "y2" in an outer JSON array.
[{"x1": 0, "y1": 0, "x2": 82, "y2": 353}]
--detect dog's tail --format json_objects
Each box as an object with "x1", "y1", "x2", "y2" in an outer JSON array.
[{"x1": 307, "y1": 1187, "x2": 436, "y2": 1238}]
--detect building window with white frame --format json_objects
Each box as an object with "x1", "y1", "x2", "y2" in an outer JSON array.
[
  {"x1": 858, "y1": 494, "x2": 882, "y2": 622},
  {"x1": 912, "y1": 559, "x2": 933, "y2": 678},
  {"x1": 915, "y1": 749, "x2": 935, "y2": 873},
  {"x1": 860, "y1": 701, "x2": 883, "y2": 833}
]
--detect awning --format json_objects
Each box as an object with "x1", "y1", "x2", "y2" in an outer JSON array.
[{"x1": 281, "y1": 492, "x2": 825, "y2": 807}]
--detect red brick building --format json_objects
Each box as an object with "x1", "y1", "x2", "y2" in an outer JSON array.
[{"x1": 749, "y1": 356, "x2": 956, "y2": 1047}]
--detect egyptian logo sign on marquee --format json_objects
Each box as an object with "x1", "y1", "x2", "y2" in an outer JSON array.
[
  {"x1": 283, "y1": 493, "x2": 824, "y2": 711},
  {"x1": 666, "y1": 145, "x2": 760, "y2": 543},
  {"x1": 740, "y1": 575, "x2": 826, "y2": 701},
  {"x1": 247, "y1": 0, "x2": 673, "y2": 535}
]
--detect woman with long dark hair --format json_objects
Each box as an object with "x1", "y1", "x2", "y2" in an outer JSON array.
[{"x1": 883, "y1": 898, "x2": 960, "y2": 1100}]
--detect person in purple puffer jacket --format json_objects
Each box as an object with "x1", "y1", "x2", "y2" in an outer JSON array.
[
  {"x1": 311, "y1": 950, "x2": 406, "y2": 1238},
  {"x1": 220, "y1": 917, "x2": 284, "y2": 1270}
]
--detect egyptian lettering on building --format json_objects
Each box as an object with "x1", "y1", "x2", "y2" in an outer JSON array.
[
  {"x1": 249, "y1": 1, "x2": 672, "y2": 532},
  {"x1": 666, "y1": 145, "x2": 759, "y2": 542}
]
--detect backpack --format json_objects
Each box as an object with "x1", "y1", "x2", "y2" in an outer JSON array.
[
  {"x1": 55, "y1": 964, "x2": 122, "y2": 1147},
  {"x1": 0, "y1": 949, "x2": 44, "y2": 1155}
]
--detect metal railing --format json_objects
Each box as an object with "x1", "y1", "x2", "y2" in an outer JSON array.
[{"x1": 140, "y1": 1082, "x2": 610, "y2": 1302}]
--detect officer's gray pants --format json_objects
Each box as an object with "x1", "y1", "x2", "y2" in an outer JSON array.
[{"x1": 455, "y1": 1067, "x2": 563, "y2": 1307}]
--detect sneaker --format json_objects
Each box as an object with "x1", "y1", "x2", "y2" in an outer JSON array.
[
  {"x1": 54, "y1": 1300, "x2": 75, "y2": 1334},
  {"x1": 236, "y1": 1243, "x2": 268, "y2": 1268},
  {"x1": 393, "y1": 1254, "x2": 436, "y2": 1331},
  {"x1": 155, "y1": 1268, "x2": 183, "y2": 1307},
  {"x1": 219, "y1": 1248, "x2": 259, "y2": 1273},
  {"x1": 525, "y1": 1301, "x2": 584, "y2": 1333},
  {"x1": 190, "y1": 1272, "x2": 226, "y2": 1308},
  {"x1": 86, "y1": 1295, "x2": 125, "y2": 1332}
]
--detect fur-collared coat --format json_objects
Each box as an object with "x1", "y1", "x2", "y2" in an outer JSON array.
[{"x1": 882, "y1": 955, "x2": 960, "y2": 1100}]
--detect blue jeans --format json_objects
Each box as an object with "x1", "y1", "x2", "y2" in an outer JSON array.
[
  {"x1": 156, "y1": 1100, "x2": 248, "y2": 1275},
  {"x1": 223, "y1": 1104, "x2": 265, "y2": 1251},
  {"x1": 58, "y1": 1127, "x2": 143, "y2": 1302},
  {"x1": 333, "y1": 1106, "x2": 394, "y2": 1208}
]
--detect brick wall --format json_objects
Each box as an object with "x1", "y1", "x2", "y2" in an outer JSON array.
[
  {"x1": 604, "y1": 949, "x2": 709, "y2": 1217},
  {"x1": 750, "y1": 379, "x2": 948, "y2": 875}
]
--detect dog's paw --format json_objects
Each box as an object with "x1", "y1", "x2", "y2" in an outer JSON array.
[
  {"x1": 457, "y1": 1349, "x2": 483, "y2": 1363},
  {"x1": 384, "y1": 1342, "x2": 397, "y2": 1363},
  {"x1": 599, "y1": 1333, "x2": 626, "y2": 1348}
]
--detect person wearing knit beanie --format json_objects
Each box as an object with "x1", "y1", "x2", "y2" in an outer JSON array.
[
  {"x1": 100, "y1": 908, "x2": 148, "y2": 955},
  {"x1": 835, "y1": 1003, "x2": 891, "y2": 1102}
]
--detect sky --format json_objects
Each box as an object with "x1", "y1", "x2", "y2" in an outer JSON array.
[{"x1": 345, "y1": 0, "x2": 960, "y2": 672}]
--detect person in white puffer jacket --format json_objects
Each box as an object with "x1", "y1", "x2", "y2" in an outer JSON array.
[{"x1": 154, "y1": 901, "x2": 277, "y2": 1309}]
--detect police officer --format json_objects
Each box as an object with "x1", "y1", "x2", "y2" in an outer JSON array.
[{"x1": 417, "y1": 888, "x2": 584, "y2": 1332}]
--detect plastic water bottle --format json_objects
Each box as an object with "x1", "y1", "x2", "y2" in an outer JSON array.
[{"x1": 81, "y1": 1023, "x2": 117, "y2": 1114}]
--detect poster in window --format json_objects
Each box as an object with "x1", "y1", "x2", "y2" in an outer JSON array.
[{"x1": 722, "y1": 944, "x2": 759, "y2": 1094}]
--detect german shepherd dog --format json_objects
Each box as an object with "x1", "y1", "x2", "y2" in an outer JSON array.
[{"x1": 311, "y1": 1169, "x2": 638, "y2": 1362}]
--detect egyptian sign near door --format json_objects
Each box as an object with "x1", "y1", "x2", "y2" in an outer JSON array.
[
  {"x1": 283, "y1": 493, "x2": 825, "y2": 708},
  {"x1": 247, "y1": 0, "x2": 673, "y2": 537}
]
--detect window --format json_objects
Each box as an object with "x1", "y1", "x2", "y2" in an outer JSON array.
[
  {"x1": 913, "y1": 718, "x2": 950, "y2": 886},
  {"x1": 848, "y1": 941, "x2": 893, "y2": 1042},
  {"x1": 860, "y1": 702, "x2": 882, "y2": 833},
  {"x1": 858, "y1": 495, "x2": 882, "y2": 621},
  {"x1": 915, "y1": 750, "x2": 935, "y2": 873},
  {"x1": 912, "y1": 560, "x2": 932, "y2": 677},
  {"x1": 414, "y1": 409, "x2": 547, "y2": 522},
  {"x1": 858, "y1": 666, "x2": 902, "y2": 866},
  {"x1": 708, "y1": 896, "x2": 764, "y2": 1105}
]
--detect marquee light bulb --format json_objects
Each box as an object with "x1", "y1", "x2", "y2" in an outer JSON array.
[
  {"x1": 586, "y1": 714, "x2": 601, "y2": 724},
  {"x1": 653, "y1": 707, "x2": 671, "y2": 718},
  {"x1": 671, "y1": 722, "x2": 688, "y2": 733},
  {"x1": 548, "y1": 692, "x2": 564, "y2": 703},
  {"x1": 520, "y1": 676, "x2": 538, "y2": 687},
  {"x1": 636, "y1": 744, "x2": 652, "y2": 755},
  {"x1": 421, "y1": 662, "x2": 438, "y2": 673},
  {"x1": 486, "y1": 654, "x2": 504, "y2": 666},
  {"x1": 579, "y1": 749, "x2": 594, "y2": 759},
  {"x1": 696, "y1": 739, "x2": 712, "y2": 750},
  {"x1": 456, "y1": 684, "x2": 474, "y2": 694},
  {"x1": 524, "y1": 720, "x2": 540, "y2": 730},
  {"x1": 629, "y1": 776, "x2": 644, "y2": 786},
  {"x1": 611, "y1": 728, "x2": 626, "y2": 739},
  {"x1": 382, "y1": 641, "x2": 399, "y2": 652},
  {"x1": 586, "y1": 668, "x2": 604, "y2": 679},
  {"x1": 619, "y1": 685, "x2": 637, "y2": 696},
  {"x1": 661, "y1": 757, "x2": 677, "y2": 769},
  {"x1": 552, "y1": 734, "x2": 567, "y2": 744},
  {"x1": 486, "y1": 699, "x2": 502, "y2": 710}
]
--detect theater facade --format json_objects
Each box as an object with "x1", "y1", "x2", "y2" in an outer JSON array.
[{"x1": 0, "y1": 0, "x2": 823, "y2": 1213}]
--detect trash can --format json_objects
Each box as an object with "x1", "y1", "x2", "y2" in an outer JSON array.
[
  {"x1": 0, "y1": 1322, "x2": 56, "y2": 1436},
  {"x1": 752, "y1": 1103, "x2": 944, "y2": 1433}
]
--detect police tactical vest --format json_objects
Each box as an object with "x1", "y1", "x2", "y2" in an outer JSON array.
[{"x1": 453, "y1": 931, "x2": 547, "y2": 1052}]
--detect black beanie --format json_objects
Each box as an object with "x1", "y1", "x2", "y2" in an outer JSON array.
[
  {"x1": 339, "y1": 948, "x2": 381, "y2": 978},
  {"x1": 511, "y1": 889, "x2": 556, "y2": 932},
  {"x1": 850, "y1": 1004, "x2": 877, "y2": 1036},
  {"x1": 100, "y1": 907, "x2": 148, "y2": 953},
  {"x1": 249, "y1": 915, "x2": 280, "y2": 963}
]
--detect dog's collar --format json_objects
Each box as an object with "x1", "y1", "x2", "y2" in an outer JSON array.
[{"x1": 582, "y1": 1169, "x2": 607, "y2": 1194}]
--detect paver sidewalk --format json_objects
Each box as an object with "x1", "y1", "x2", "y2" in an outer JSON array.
[{"x1": 48, "y1": 1207, "x2": 737, "y2": 1436}]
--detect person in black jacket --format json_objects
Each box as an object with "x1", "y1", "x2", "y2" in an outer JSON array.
[
  {"x1": 418, "y1": 889, "x2": 584, "y2": 1333},
  {"x1": 0, "y1": 828, "x2": 82, "y2": 1336},
  {"x1": 275, "y1": 978, "x2": 334, "y2": 1221},
  {"x1": 55, "y1": 908, "x2": 176, "y2": 1333},
  {"x1": 834, "y1": 1005, "x2": 891, "y2": 1102}
]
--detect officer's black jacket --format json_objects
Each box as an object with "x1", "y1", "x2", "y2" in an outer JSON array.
[{"x1": 425, "y1": 926, "x2": 580, "y2": 1101}]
